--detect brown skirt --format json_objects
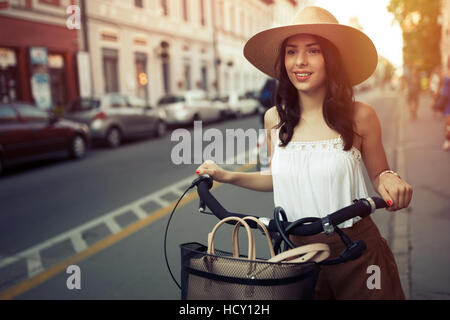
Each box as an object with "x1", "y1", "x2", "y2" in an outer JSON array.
[{"x1": 290, "y1": 217, "x2": 405, "y2": 300}]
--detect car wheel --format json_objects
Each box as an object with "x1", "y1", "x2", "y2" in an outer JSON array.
[
  {"x1": 156, "y1": 120, "x2": 167, "y2": 137},
  {"x1": 69, "y1": 135, "x2": 87, "y2": 159},
  {"x1": 106, "y1": 127, "x2": 121, "y2": 148}
]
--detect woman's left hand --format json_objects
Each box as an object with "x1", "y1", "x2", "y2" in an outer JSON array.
[{"x1": 376, "y1": 173, "x2": 413, "y2": 212}]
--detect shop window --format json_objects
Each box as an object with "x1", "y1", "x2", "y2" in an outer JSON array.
[
  {"x1": 162, "y1": 62, "x2": 170, "y2": 94},
  {"x1": 48, "y1": 54, "x2": 67, "y2": 109},
  {"x1": 102, "y1": 48, "x2": 119, "y2": 93},
  {"x1": 135, "y1": 52, "x2": 148, "y2": 102},
  {"x1": 201, "y1": 65, "x2": 208, "y2": 91},
  {"x1": 160, "y1": 0, "x2": 168, "y2": 16},
  {"x1": 200, "y1": 0, "x2": 206, "y2": 26},
  {"x1": 183, "y1": 61, "x2": 191, "y2": 90},
  {"x1": 0, "y1": 48, "x2": 19, "y2": 103},
  {"x1": 182, "y1": 0, "x2": 188, "y2": 22}
]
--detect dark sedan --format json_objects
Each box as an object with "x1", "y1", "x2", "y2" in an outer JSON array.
[{"x1": 0, "y1": 102, "x2": 90, "y2": 175}]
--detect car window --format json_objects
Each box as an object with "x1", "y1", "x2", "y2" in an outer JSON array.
[
  {"x1": 187, "y1": 92, "x2": 206, "y2": 103},
  {"x1": 128, "y1": 96, "x2": 146, "y2": 108},
  {"x1": 103, "y1": 95, "x2": 127, "y2": 108},
  {"x1": 158, "y1": 96, "x2": 185, "y2": 105},
  {"x1": 69, "y1": 99, "x2": 100, "y2": 112},
  {"x1": 15, "y1": 105, "x2": 49, "y2": 122},
  {"x1": 0, "y1": 106, "x2": 18, "y2": 124}
]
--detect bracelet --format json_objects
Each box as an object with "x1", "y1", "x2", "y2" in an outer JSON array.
[{"x1": 378, "y1": 170, "x2": 401, "y2": 180}]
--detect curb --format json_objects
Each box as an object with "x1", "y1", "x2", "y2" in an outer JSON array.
[{"x1": 390, "y1": 92, "x2": 412, "y2": 299}]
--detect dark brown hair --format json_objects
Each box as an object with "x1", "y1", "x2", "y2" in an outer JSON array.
[{"x1": 273, "y1": 34, "x2": 358, "y2": 151}]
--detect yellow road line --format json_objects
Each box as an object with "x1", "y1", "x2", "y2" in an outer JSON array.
[{"x1": 0, "y1": 164, "x2": 255, "y2": 300}]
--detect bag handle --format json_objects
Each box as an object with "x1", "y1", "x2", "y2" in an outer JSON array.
[
  {"x1": 207, "y1": 216, "x2": 255, "y2": 260},
  {"x1": 268, "y1": 243, "x2": 330, "y2": 263},
  {"x1": 231, "y1": 216, "x2": 275, "y2": 258}
]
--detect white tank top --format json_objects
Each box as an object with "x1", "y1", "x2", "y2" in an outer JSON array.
[{"x1": 271, "y1": 130, "x2": 368, "y2": 228}]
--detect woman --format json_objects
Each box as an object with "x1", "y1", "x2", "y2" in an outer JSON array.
[{"x1": 195, "y1": 6, "x2": 412, "y2": 300}]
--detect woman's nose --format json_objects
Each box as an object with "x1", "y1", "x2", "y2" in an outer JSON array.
[{"x1": 295, "y1": 52, "x2": 308, "y2": 67}]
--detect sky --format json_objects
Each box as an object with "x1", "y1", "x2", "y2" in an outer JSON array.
[{"x1": 314, "y1": 0, "x2": 403, "y2": 70}]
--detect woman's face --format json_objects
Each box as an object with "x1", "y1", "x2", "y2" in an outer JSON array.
[{"x1": 284, "y1": 34, "x2": 327, "y2": 93}]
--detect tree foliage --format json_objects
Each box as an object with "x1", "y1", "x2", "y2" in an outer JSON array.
[{"x1": 387, "y1": 0, "x2": 441, "y2": 74}]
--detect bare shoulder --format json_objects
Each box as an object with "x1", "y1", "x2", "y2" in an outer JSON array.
[
  {"x1": 264, "y1": 106, "x2": 280, "y2": 130},
  {"x1": 353, "y1": 101, "x2": 381, "y2": 137}
]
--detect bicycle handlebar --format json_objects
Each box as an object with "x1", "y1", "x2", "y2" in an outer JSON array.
[{"x1": 194, "y1": 174, "x2": 387, "y2": 236}]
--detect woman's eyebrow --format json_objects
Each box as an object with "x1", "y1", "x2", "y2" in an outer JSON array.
[{"x1": 286, "y1": 43, "x2": 320, "y2": 48}]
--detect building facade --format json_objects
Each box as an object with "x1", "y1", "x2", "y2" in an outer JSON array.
[
  {"x1": 83, "y1": 0, "x2": 302, "y2": 106},
  {"x1": 441, "y1": 0, "x2": 450, "y2": 68},
  {"x1": 0, "y1": 0, "x2": 79, "y2": 109}
]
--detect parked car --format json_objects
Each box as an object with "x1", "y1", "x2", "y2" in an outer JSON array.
[
  {"x1": 64, "y1": 94, "x2": 167, "y2": 148},
  {"x1": 0, "y1": 102, "x2": 90, "y2": 175},
  {"x1": 226, "y1": 92, "x2": 260, "y2": 118},
  {"x1": 157, "y1": 90, "x2": 221, "y2": 125},
  {"x1": 210, "y1": 95, "x2": 234, "y2": 120}
]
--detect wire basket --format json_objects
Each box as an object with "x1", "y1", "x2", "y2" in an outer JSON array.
[{"x1": 180, "y1": 242, "x2": 320, "y2": 300}]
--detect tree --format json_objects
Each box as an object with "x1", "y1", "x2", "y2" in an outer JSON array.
[
  {"x1": 379, "y1": 56, "x2": 396, "y2": 86},
  {"x1": 387, "y1": 0, "x2": 441, "y2": 75}
]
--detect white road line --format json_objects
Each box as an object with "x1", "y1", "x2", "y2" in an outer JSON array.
[
  {"x1": 104, "y1": 218, "x2": 122, "y2": 234},
  {"x1": 132, "y1": 206, "x2": 149, "y2": 220},
  {"x1": 70, "y1": 233, "x2": 89, "y2": 253},
  {"x1": 152, "y1": 197, "x2": 171, "y2": 208},
  {"x1": 26, "y1": 252, "x2": 44, "y2": 278}
]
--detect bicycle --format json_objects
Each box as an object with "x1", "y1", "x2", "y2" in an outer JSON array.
[{"x1": 164, "y1": 174, "x2": 388, "y2": 299}]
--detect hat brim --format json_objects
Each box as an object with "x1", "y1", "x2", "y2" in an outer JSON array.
[{"x1": 243, "y1": 23, "x2": 378, "y2": 86}]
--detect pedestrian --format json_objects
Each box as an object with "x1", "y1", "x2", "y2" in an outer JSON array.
[
  {"x1": 195, "y1": 6, "x2": 413, "y2": 299},
  {"x1": 429, "y1": 67, "x2": 443, "y2": 119},
  {"x1": 432, "y1": 57, "x2": 450, "y2": 151},
  {"x1": 258, "y1": 78, "x2": 278, "y2": 125},
  {"x1": 406, "y1": 68, "x2": 421, "y2": 120}
]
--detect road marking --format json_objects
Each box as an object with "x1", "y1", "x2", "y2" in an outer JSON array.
[
  {"x1": 132, "y1": 206, "x2": 149, "y2": 220},
  {"x1": 26, "y1": 252, "x2": 43, "y2": 278},
  {"x1": 0, "y1": 160, "x2": 256, "y2": 300},
  {"x1": 70, "y1": 233, "x2": 89, "y2": 253},
  {"x1": 104, "y1": 217, "x2": 122, "y2": 234}
]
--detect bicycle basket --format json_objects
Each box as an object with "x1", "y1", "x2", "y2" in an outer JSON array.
[{"x1": 180, "y1": 242, "x2": 320, "y2": 300}]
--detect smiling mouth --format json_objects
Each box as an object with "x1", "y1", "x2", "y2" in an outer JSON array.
[{"x1": 294, "y1": 72, "x2": 313, "y2": 81}]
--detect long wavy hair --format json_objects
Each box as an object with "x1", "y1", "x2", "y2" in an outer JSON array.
[{"x1": 273, "y1": 34, "x2": 358, "y2": 151}]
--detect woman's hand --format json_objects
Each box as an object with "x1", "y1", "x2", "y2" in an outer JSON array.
[
  {"x1": 376, "y1": 173, "x2": 413, "y2": 212},
  {"x1": 195, "y1": 160, "x2": 231, "y2": 183}
]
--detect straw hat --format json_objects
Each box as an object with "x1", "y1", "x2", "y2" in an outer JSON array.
[{"x1": 243, "y1": 6, "x2": 378, "y2": 86}]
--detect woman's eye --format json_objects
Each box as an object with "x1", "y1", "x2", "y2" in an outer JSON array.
[
  {"x1": 286, "y1": 50, "x2": 296, "y2": 55},
  {"x1": 309, "y1": 49, "x2": 321, "y2": 54}
]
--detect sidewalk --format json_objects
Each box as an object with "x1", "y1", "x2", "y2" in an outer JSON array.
[{"x1": 391, "y1": 92, "x2": 450, "y2": 300}]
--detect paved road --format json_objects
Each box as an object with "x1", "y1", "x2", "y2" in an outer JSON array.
[{"x1": 0, "y1": 88, "x2": 404, "y2": 299}]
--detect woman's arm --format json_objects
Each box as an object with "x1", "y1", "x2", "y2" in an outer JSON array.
[
  {"x1": 195, "y1": 107, "x2": 278, "y2": 192},
  {"x1": 354, "y1": 101, "x2": 413, "y2": 211}
]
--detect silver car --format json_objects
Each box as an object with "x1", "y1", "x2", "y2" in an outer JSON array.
[
  {"x1": 64, "y1": 94, "x2": 167, "y2": 148},
  {"x1": 227, "y1": 92, "x2": 260, "y2": 118},
  {"x1": 158, "y1": 90, "x2": 222, "y2": 125}
]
